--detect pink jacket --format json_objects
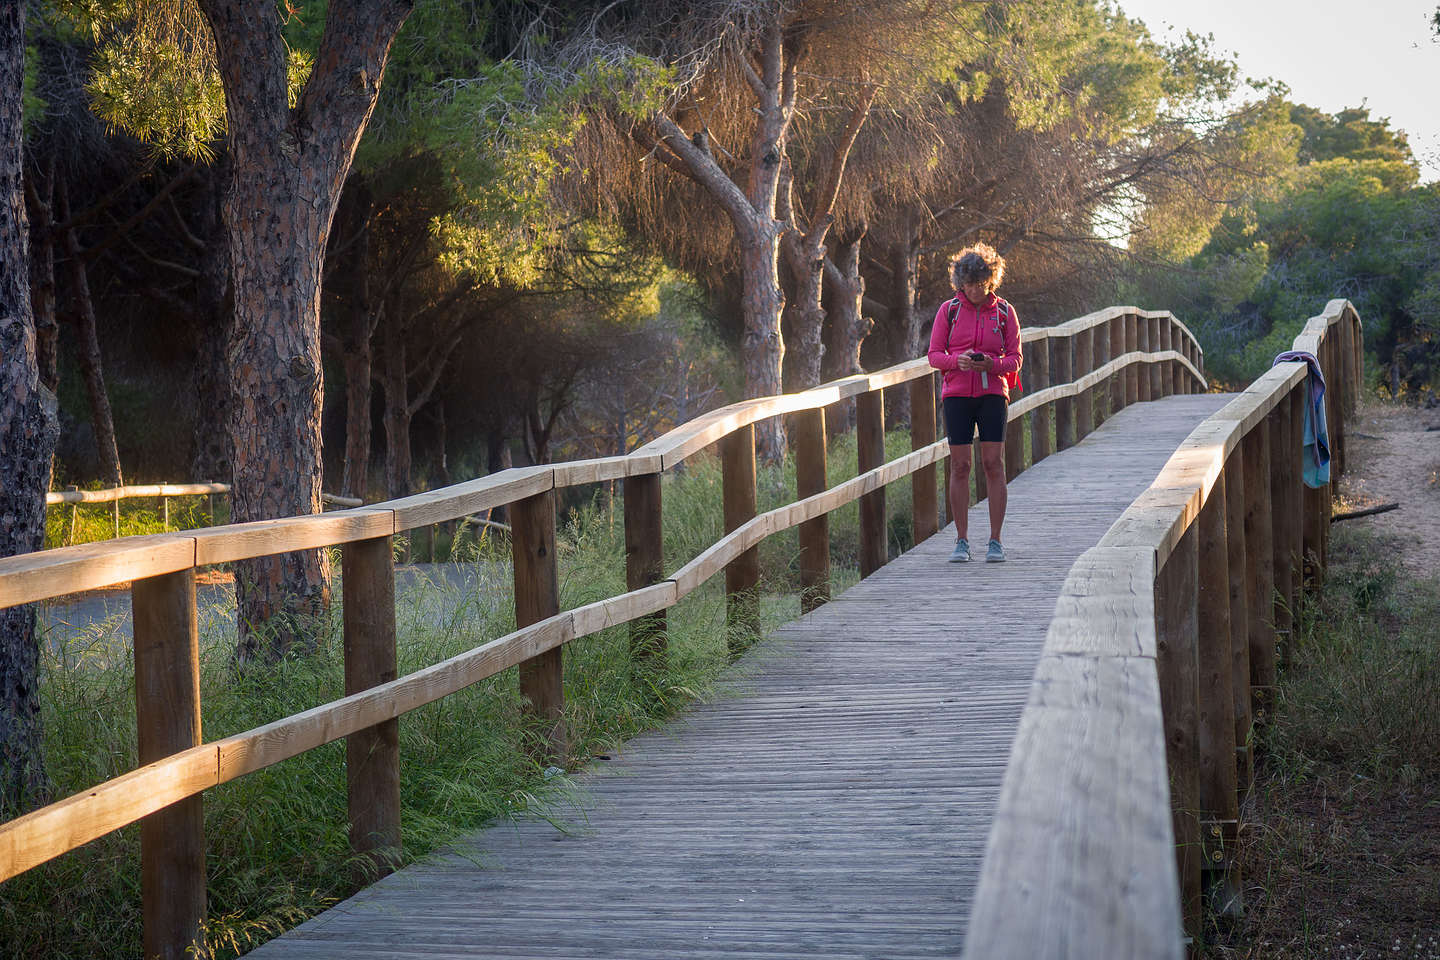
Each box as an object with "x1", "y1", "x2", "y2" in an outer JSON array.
[{"x1": 927, "y1": 293, "x2": 1023, "y2": 400}]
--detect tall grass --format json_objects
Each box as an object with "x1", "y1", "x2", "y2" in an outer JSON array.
[{"x1": 3, "y1": 428, "x2": 931, "y2": 959}]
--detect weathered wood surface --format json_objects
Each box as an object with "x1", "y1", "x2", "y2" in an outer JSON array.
[{"x1": 246, "y1": 394, "x2": 1231, "y2": 960}]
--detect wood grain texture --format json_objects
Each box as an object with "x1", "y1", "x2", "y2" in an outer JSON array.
[
  {"x1": 245, "y1": 394, "x2": 1231, "y2": 960},
  {"x1": 192, "y1": 507, "x2": 394, "y2": 566},
  {"x1": 0, "y1": 534, "x2": 196, "y2": 608},
  {"x1": 624, "y1": 472, "x2": 667, "y2": 661},
  {"x1": 909, "y1": 376, "x2": 939, "y2": 546},
  {"x1": 513, "y1": 489, "x2": 564, "y2": 762},
  {"x1": 857, "y1": 390, "x2": 887, "y2": 578},
  {"x1": 133, "y1": 570, "x2": 205, "y2": 960}
]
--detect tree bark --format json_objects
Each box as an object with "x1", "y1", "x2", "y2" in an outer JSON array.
[
  {"x1": 197, "y1": 0, "x2": 412, "y2": 661},
  {"x1": 25, "y1": 158, "x2": 58, "y2": 396},
  {"x1": 1, "y1": 1, "x2": 61, "y2": 814},
  {"x1": 58, "y1": 179, "x2": 124, "y2": 487},
  {"x1": 821, "y1": 227, "x2": 871, "y2": 435},
  {"x1": 333, "y1": 181, "x2": 374, "y2": 502},
  {"x1": 381, "y1": 312, "x2": 411, "y2": 499},
  {"x1": 189, "y1": 161, "x2": 233, "y2": 487}
]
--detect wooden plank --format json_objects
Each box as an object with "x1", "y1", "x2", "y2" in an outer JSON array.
[
  {"x1": 192, "y1": 506, "x2": 394, "y2": 566},
  {"x1": 1137, "y1": 312, "x2": 1153, "y2": 403},
  {"x1": 1074, "y1": 327, "x2": 1094, "y2": 441},
  {"x1": 1242, "y1": 424, "x2": 1276, "y2": 726},
  {"x1": 0, "y1": 534, "x2": 196, "y2": 609},
  {"x1": 0, "y1": 746, "x2": 218, "y2": 882},
  {"x1": 569, "y1": 582, "x2": 678, "y2": 640},
  {"x1": 1223, "y1": 454, "x2": 1253, "y2": 801},
  {"x1": 624, "y1": 471, "x2": 667, "y2": 661},
  {"x1": 857, "y1": 390, "x2": 887, "y2": 578},
  {"x1": 1125, "y1": 312, "x2": 1140, "y2": 407},
  {"x1": 1054, "y1": 338, "x2": 1075, "y2": 451},
  {"x1": 133, "y1": 569, "x2": 205, "y2": 960},
  {"x1": 1155, "y1": 522, "x2": 1202, "y2": 941},
  {"x1": 514, "y1": 489, "x2": 564, "y2": 763},
  {"x1": 342, "y1": 536, "x2": 401, "y2": 882},
  {"x1": 552, "y1": 453, "x2": 664, "y2": 488},
  {"x1": 963, "y1": 655, "x2": 1182, "y2": 960},
  {"x1": 1030, "y1": 338, "x2": 1052, "y2": 464},
  {"x1": 796, "y1": 407, "x2": 831, "y2": 613},
  {"x1": 910, "y1": 375, "x2": 939, "y2": 547},
  {"x1": 387, "y1": 466, "x2": 553, "y2": 531},
  {"x1": 1044, "y1": 547, "x2": 1156, "y2": 658},
  {"x1": 722, "y1": 423, "x2": 760, "y2": 649}
]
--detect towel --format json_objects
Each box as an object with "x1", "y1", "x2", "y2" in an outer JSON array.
[{"x1": 1273, "y1": 350, "x2": 1330, "y2": 487}]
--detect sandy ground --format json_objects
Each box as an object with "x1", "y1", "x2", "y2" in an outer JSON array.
[{"x1": 1336, "y1": 398, "x2": 1440, "y2": 582}]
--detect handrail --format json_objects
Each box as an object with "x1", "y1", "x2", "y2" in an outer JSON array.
[
  {"x1": 0, "y1": 305, "x2": 1207, "y2": 958},
  {"x1": 963, "y1": 299, "x2": 1362, "y2": 958}
]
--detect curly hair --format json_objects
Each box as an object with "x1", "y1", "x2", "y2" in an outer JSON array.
[{"x1": 949, "y1": 243, "x2": 1006, "y2": 294}]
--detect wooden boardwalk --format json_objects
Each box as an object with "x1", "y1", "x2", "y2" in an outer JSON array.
[{"x1": 248, "y1": 393, "x2": 1231, "y2": 960}]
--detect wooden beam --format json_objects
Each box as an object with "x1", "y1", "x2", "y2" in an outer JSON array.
[
  {"x1": 857, "y1": 389, "x2": 887, "y2": 577},
  {"x1": 1242, "y1": 423, "x2": 1276, "y2": 726},
  {"x1": 1075, "y1": 327, "x2": 1094, "y2": 441},
  {"x1": 1054, "y1": 337, "x2": 1075, "y2": 451},
  {"x1": 910, "y1": 375, "x2": 939, "y2": 547},
  {"x1": 1125, "y1": 313, "x2": 1140, "y2": 407},
  {"x1": 722, "y1": 423, "x2": 760, "y2": 655},
  {"x1": 624, "y1": 471, "x2": 667, "y2": 663},
  {"x1": 513, "y1": 489, "x2": 564, "y2": 763},
  {"x1": 342, "y1": 535, "x2": 401, "y2": 883},
  {"x1": 1223, "y1": 454, "x2": 1253, "y2": 802},
  {"x1": 132, "y1": 569, "x2": 205, "y2": 960},
  {"x1": 1030, "y1": 337, "x2": 1052, "y2": 464},
  {"x1": 1110, "y1": 315, "x2": 1126, "y2": 415}
]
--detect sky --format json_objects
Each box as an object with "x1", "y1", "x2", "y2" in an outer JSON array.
[{"x1": 1114, "y1": 0, "x2": 1440, "y2": 182}]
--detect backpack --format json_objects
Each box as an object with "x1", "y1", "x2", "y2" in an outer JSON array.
[{"x1": 946, "y1": 297, "x2": 1023, "y2": 394}]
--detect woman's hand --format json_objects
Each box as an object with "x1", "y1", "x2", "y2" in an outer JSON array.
[{"x1": 957, "y1": 353, "x2": 992, "y2": 372}]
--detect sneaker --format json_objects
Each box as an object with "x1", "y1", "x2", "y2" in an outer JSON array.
[
  {"x1": 949, "y1": 538, "x2": 971, "y2": 563},
  {"x1": 986, "y1": 539, "x2": 1006, "y2": 562}
]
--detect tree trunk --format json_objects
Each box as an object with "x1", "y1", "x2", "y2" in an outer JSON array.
[
  {"x1": 893, "y1": 208, "x2": 924, "y2": 364},
  {"x1": 198, "y1": 0, "x2": 412, "y2": 662},
  {"x1": 334, "y1": 182, "x2": 374, "y2": 502},
  {"x1": 381, "y1": 314, "x2": 411, "y2": 499},
  {"x1": 1, "y1": 1, "x2": 61, "y2": 814},
  {"x1": 822, "y1": 228, "x2": 871, "y2": 434},
  {"x1": 58, "y1": 181, "x2": 124, "y2": 487},
  {"x1": 189, "y1": 161, "x2": 233, "y2": 487},
  {"x1": 26, "y1": 158, "x2": 58, "y2": 396}
]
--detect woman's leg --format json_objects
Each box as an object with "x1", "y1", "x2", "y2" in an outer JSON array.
[
  {"x1": 949, "y1": 444, "x2": 972, "y2": 541},
  {"x1": 980, "y1": 440, "x2": 1007, "y2": 541}
]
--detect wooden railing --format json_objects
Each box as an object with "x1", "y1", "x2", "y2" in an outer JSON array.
[
  {"x1": 44, "y1": 482, "x2": 362, "y2": 544},
  {"x1": 963, "y1": 299, "x2": 1362, "y2": 959},
  {"x1": 0, "y1": 306, "x2": 1205, "y2": 960}
]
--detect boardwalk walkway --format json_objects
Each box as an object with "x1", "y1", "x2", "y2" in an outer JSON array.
[{"x1": 248, "y1": 393, "x2": 1232, "y2": 960}]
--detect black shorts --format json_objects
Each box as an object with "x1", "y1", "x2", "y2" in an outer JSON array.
[{"x1": 943, "y1": 395, "x2": 1007, "y2": 445}]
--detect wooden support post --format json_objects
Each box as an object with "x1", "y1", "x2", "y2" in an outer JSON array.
[
  {"x1": 1054, "y1": 337, "x2": 1075, "y2": 451},
  {"x1": 1223, "y1": 454, "x2": 1253, "y2": 802},
  {"x1": 795, "y1": 407, "x2": 831, "y2": 613},
  {"x1": 1137, "y1": 314, "x2": 1153, "y2": 403},
  {"x1": 1075, "y1": 327, "x2": 1094, "y2": 440},
  {"x1": 113, "y1": 499, "x2": 120, "y2": 539},
  {"x1": 1243, "y1": 423, "x2": 1276, "y2": 725},
  {"x1": 1004, "y1": 420, "x2": 1023, "y2": 481},
  {"x1": 513, "y1": 488, "x2": 564, "y2": 761},
  {"x1": 723, "y1": 423, "x2": 761, "y2": 655},
  {"x1": 1197, "y1": 469, "x2": 1242, "y2": 909},
  {"x1": 1149, "y1": 316, "x2": 1164, "y2": 400},
  {"x1": 624, "y1": 471, "x2": 666, "y2": 661},
  {"x1": 1155, "y1": 524, "x2": 1202, "y2": 942},
  {"x1": 133, "y1": 570, "x2": 204, "y2": 960},
  {"x1": 857, "y1": 389, "x2": 887, "y2": 578},
  {"x1": 1289, "y1": 385, "x2": 1308, "y2": 602},
  {"x1": 1271, "y1": 390, "x2": 1298, "y2": 656},
  {"x1": 162, "y1": 491, "x2": 169, "y2": 532},
  {"x1": 342, "y1": 535, "x2": 401, "y2": 881},
  {"x1": 910, "y1": 375, "x2": 938, "y2": 546},
  {"x1": 1110, "y1": 315, "x2": 1126, "y2": 415},
  {"x1": 1030, "y1": 337, "x2": 1052, "y2": 463},
  {"x1": 1161, "y1": 318, "x2": 1176, "y2": 397},
  {"x1": 1125, "y1": 312, "x2": 1140, "y2": 407}
]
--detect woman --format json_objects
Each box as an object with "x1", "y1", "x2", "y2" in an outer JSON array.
[{"x1": 926, "y1": 243, "x2": 1023, "y2": 563}]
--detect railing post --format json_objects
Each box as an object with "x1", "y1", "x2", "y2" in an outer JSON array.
[
  {"x1": 1223, "y1": 454, "x2": 1253, "y2": 802},
  {"x1": 1137, "y1": 314, "x2": 1153, "y2": 403},
  {"x1": 132, "y1": 569, "x2": 204, "y2": 960},
  {"x1": 1110, "y1": 314, "x2": 1126, "y2": 415},
  {"x1": 1030, "y1": 335, "x2": 1052, "y2": 463},
  {"x1": 972, "y1": 439, "x2": 987, "y2": 504},
  {"x1": 1054, "y1": 336, "x2": 1075, "y2": 451},
  {"x1": 1004, "y1": 416, "x2": 1023, "y2": 480},
  {"x1": 1270, "y1": 389, "x2": 1298, "y2": 658},
  {"x1": 1155, "y1": 523, "x2": 1202, "y2": 942},
  {"x1": 722, "y1": 423, "x2": 761, "y2": 655},
  {"x1": 857, "y1": 389, "x2": 887, "y2": 577},
  {"x1": 624, "y1": 471, "x2": 666, "y2": 662},
  {"x1": 1160, "y1": 318, "x2": 1175, "y2": 397},
  {"x1": 1288, "y1": 383, "x2": 1308, "y2": 598},
  {"x1": 342, "y1": 535, "x2": 401, "y2": 881},
  {"x1": 513, "y1": 488, "x2": 564, "y2": 761},
  {"x1": 1125, "y1": 312, "x2": 1140, "y2": 407},
  {"x1": 909, "y1": 374, "x2": 939, "y2": 546},
  {"x1": 1148, "y1": 316, "x2": 1164, "y2": 400},
  {"x1": 1243, "y1": 422, "x2": 1276, "y2": 725},
  {"x1": 1075, "y1": 326, "x2": 1094, "y2": 440},
  {"x1": 795, "y1": 407, "x2": 831, "y2": 613},
  {"x1": 1197, "y1": 466, "x2": 1242, "y2": 911}
]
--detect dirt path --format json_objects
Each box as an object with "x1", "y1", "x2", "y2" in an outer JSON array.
[{"x1": 1336, "y1": 398, "x2": 1440, "y2": 581}]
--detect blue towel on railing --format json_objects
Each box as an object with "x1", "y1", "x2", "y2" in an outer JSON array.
[{"x1": 1273, "y1": 350, "x2": 1330, "y2": 487}]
